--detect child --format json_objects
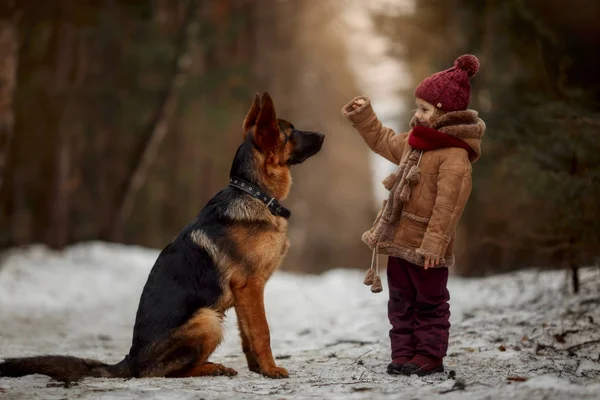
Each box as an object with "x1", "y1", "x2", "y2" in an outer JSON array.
[{"x1": 341, "y1": 55, "x2": 485, "y2": 376}]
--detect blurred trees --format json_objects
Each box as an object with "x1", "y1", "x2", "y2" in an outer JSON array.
[
  {"x1": 0, "y1": 0, "x2": 375, "y2": 273},
  {"x1": 3, "y1": 0, "x2": 596, "y2": 278},
  {"x1": 374, "y1": 0, "x2": 600, "y2": 279}
]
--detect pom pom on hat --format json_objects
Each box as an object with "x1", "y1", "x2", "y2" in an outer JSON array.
[{"x1": 454, "y1": 54, "x2": 479, "y2": 78}]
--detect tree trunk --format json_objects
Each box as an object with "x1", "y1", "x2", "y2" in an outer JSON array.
[
  {"x1": 47, "y1": 22, "x2": 76, "y2": 249},
  {"x1": 0, "y1": 11, "x2": 18, "y2": 198},
  {"x1": 569, "y1": 153, "x2": 579, "y2": 294},
  {"x1": 106, "y1": 0, "x2": 197, "y2": 242},
  {"x1": 571, "y1": 264, "x2": 580, "y2": 294}
]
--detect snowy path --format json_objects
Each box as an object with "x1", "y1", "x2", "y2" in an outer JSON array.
[{"x1": 1, "y1": 243, "x2": 599, "y2": 399}]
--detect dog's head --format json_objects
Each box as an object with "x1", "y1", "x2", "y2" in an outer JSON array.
[{"x1": 231, "y1": 92, "x2": 324, "y2": 200}]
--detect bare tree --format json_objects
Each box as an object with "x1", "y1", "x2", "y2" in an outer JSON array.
[
  {"x1": 107, "y1": 0, "x2": 198, "y2": 241},
  {"x1": 0, "y1": 3, "x2": 18, "y2": 198},
  {"x1": 46, "y1": 23, "x2": 75, "y2": 249}
]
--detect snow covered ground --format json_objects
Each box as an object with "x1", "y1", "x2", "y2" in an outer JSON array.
[{"x1": 1, "y1": 242, "x2": 599, "y2": 399}]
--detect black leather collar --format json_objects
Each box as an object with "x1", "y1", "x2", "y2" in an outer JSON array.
[{"x1": 229, "y1": 177, "x2": 291, "y2": 219}]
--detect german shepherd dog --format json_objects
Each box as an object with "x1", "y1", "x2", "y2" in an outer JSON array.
[{"x1": 0, "y1": 93, "x2": 324, "y2": 382}]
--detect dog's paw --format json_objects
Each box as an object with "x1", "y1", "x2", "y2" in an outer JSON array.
[
  {"x1": 260, "y1": 365, "x2": 289, "y2": 379},
  {"x1": 210, "y1": 364, "x2": 238, "y2": 377}
]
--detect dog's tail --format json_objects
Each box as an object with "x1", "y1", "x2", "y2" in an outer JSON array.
[{"x1": 0, "y1": 355, "x2": 131, "y2": 382}]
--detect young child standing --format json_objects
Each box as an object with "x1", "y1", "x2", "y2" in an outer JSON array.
[{"x1": 341, "y1": 55, "x2": 485, "y2": 376}]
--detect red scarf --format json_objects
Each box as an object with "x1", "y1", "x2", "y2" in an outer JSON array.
[{"x1": 408, "y1": 125, "x2": 476, "y2": 160}]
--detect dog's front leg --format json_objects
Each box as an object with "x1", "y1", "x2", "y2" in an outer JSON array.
[
  {"x1": 235, "y1": 307, "x2": 260, "y2": 373},
  {"x1": 232, "y1": 281, "x2": 288, "y2": 379}
]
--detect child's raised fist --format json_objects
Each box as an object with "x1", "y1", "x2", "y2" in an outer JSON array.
[{"x1": 352, "y1": 98, "x2": 366, "y2": 110}]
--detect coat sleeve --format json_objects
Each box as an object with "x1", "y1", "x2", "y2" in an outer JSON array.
[
  {"x1": 341, "y1": 96, "x2": 408, "y2": 164},
  {"x1": 417, "y1": 148, "x2": 472, "y2": 263}
]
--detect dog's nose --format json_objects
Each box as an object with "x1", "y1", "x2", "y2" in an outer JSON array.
[{"x1": 316, "y1": 132, "x2": 325, "y2": 143}]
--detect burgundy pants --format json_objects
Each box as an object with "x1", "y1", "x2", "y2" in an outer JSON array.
[{"x1": 387, "y1": 256, "x2": 450, "y2": 360}]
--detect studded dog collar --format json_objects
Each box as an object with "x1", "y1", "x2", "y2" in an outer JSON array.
[{"x1": 228, "y1": 177, "x2": 291, "y2": 219}]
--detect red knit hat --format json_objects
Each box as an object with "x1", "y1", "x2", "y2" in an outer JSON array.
[{"x1": 414, "y1": 54, "x2": 480, "y2": 112}]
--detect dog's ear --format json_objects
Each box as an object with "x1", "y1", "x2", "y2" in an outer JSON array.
[
  {"x1": 243, "y1": 93, "x2": 261, "y2": 134},
  {"x1": 253, "y1": 92, "x2": 280, "y2": 151}
]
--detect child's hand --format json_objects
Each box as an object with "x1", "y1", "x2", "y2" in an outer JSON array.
[
  {"x1": 351, "y1": 98, "x2": 366, "y2": 110},
  {"x1": 424, "y1": 255, "x2": 441, "y2": 269}
]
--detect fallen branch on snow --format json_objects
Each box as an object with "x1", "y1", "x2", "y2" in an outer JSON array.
[
  {"x1": 349, "y1": 350, "x2": 372, "y2": 365},
  {"x1": 565, "y1": 339, "x2": 600, "y2": 352},
  {"x1": 325, "y1": 339, "x2": 377, "y2": 348},
  {"x1": 312, "y1": 381, "x2": 371, "y2": 387}
]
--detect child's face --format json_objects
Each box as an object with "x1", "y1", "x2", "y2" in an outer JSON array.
[{"x1": 414, "y1": 98, "x2": 435, "y2": 127}]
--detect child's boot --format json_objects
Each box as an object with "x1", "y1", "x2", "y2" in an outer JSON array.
[
  {"x1": 401, "y1": 354, "x2": 444, "y2": 376},
  {"x1": 386, "y1": 356, "x2": 412, "y2": 375}
]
